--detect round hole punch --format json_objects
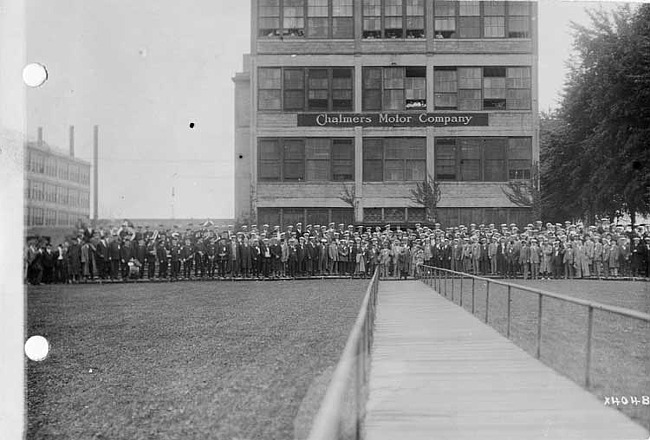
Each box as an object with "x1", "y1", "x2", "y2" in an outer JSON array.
[
  {"x1": 22, "y1": 63, "x2": 48, "y2": 88},
  {"x1": 25, "y1": 335, "x2": 50, "y2": 361}
]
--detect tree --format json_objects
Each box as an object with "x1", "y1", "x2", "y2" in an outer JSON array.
[
  {"x1": 502, "y1": 163, "x2": 542, "y2": 222},
  {"x1": 409, "y1": 174, "x2": 442, "y2": 223},
  {"x1": 338, "y1": 183, "x2": 355, "y2": 207},
  {"x1": 549, "y1": 4, "x2": 650, "y2": 225}
]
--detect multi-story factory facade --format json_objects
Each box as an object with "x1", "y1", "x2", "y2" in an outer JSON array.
[
  {"x1": 234, "y1": 0, "x2": 538, "y2": 229},
  {"x1": 24, "y1": 129, "x2": 91, "y2": 243}
]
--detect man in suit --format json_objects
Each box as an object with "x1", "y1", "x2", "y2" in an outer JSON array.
[
  {"x1": 108, "y1": 236, "x2": 121, "y2": 280},
  {"x1": 120, "y1": 237, "x2": 133, "y2": 280},
  {"x1": 488, "y1": 237, "x2": 498, "y2": 275},
  {"x1": 217, "y1": 237, "x2": 230, "y2": 278},
  {"x1": 156, "y1": 237, "x2": 169, "y2": 279},
  {"x1": 134, "y1": 239, "x2": 147, "y2": 279},
  {"x1": 96, "y1": 235, "x2": 109, "y2": 279}
]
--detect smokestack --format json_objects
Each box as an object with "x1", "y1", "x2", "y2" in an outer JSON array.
[
  {"x1": 93, "y1": 125, "x2": 99, "y2": 226},
  {"x1": 69, "y1": 125, "x2": 75, "y2": 157},
  {"x1": 37, "y1": 127, "x2": 43, "y2": 147}
]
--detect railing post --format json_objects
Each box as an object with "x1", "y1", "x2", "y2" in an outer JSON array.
[
  {"x1": 472, "y1": 277, "x2": 478, "y2": 315},
  {"x1": 459, "y1": 274, "x2": 463, "y2": 307},
  {"x1": 485, "y1": 281, "x2": 490, "y2": 324},
  {"x1": 472, "y1": 277, "x2": 475, "y2": 308},
  {"x1": 444, "y1": 271, "x2": 448, "y2": 298},
  {"x1": 585, "y1": 305, "x2": 594, "y2": 388},
  {"x1": 507, "y1": 285, "x2": 512, "y2": 338},
  {"x1": 451, "y1": 272, "x2": 454, "y2": 302},
  {"x1": 536, "y1": 293, "x2": 543, "y2": 359}
]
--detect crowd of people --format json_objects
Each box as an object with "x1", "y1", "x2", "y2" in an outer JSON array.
[{"x1": 24, "y1": 218, "x2": 650, "y2": 285}]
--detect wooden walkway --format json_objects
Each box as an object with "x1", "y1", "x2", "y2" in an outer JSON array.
[{"x1": 364, "y1": 281, "x2": 649, "y2": 440}]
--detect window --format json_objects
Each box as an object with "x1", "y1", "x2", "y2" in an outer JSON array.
[
  {"x1": 364, "y1": 208, "x2": 383, "y2": 222},
  {"x1": 408, "y1": 207, "x2": 426, "y2": 222},
  {"x1": 259, "y1": 67, "x2": 353, "y2": 112},
  {"x1": 45, "y1": 184, "x2": 57, "y2": 203},
  {"x1": 405, "y1": 0, "x2": 425, "y2": 38},
  {"x1": 283, "y1": 0, "x2": 305, "y2": 37},
  {"x1": 45, "y1": 209, "x2": 57, "y2": 226},
  {"x1": 434, "y1": 66, "x2": 531, "y2": 110},
  {"x1": 308, "y1": 0, "x2": 329, "y2": 38},
  {"x1": 260, "y1": 0, "x2": 352, "y2": 39},
  {"x1": 434, "y1": 1, "x2": 456, "y2": 39},
  {"x1": 508, "y1": 1, "x2": 531, "y2": 38},
  {"x1": 363, "y1": 66, "x2": 426, "y2": 111},
  {"x1": 435, "y1": 137, "x2": 532, "y2": 182},
  {"x1": 32, "y1": 207, "x2": 44, "y2": 226},
  {"x1": 57, "y1": 211, "x2": 68, "y2": 227},
  {"x1": 506, "y1": 67, "x2": 531, "y2": 110},
  {"x1": 459, "y1": 138, "x2": 481, "y2": 181},
  {"x1": 259, "y1": 207, "x2": 354, "y2": 230},
  {"x1": 508, "y1": 137, "x2": 532, "y2": 179},
  {"x1": 259, "y1": 138, "x2": 354, "y2": 182},
  {"x1": 483, "y1": 66, "x2": 506, "y2": 109},
  {"x1": 258, "y1": 68, "x2": 282, "y2": 111},
  {"x1": 306, "y1": 208, "x2": 329, "y2": 227},
  {"x1": 58, "y1": 162, "x2": 69, "y2": 180},
  {"x1": 331, "y1": 139, "x2": 354, "y2": 180},
  {"x1": 363, "y1": 207, "x2": 424, "y2": 223},
  {"x1": 483, "y1": 138, "x2": 507, "y2": 181},
  {"x1": 483, "y1": 1, "x2": 506, "y2": 38},
  {"x1": 57, "y1": 186, "x2": 68, "y2": 205},
  {"x1": 330, "y1": 208, "x2": 354, "y2": 226},
  {"x1": 385, "y1": 208, "x2": 405, "y2": 222},
  {"x1": 363, "y1": 0, "x2": 424, "y2": 39},
  {"x1": 433, "y1": 67, "x2": 457, "y2": 110},
  {"x1": 458, "y1": 1, "x2": 480, "y2": 38},
  {"x1": 433, "y1": 1, "x2": 532, "y2": 39},
  {"x1": 284, "y1": 68, "x2": 305, "y2": 111},
  {"x1": 69, "y1": 165, "x2": 80, "y2": 183},
  {"x1": 259, "y1": 0, "x2": 281, "y2": 37},
  {"x1": 363, "y1": 138, "x2": 425, "y2": 182},
  {"x1": 30, "y1": 181, "x2": 44, "y2": 201},
  {"x1": 332, "y1": 0, "x2": 354, "y2": 38}
]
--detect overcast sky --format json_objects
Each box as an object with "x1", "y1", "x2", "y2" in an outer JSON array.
[{"x1": 25, "y1": 0, "x2": 632, "y2": 220}]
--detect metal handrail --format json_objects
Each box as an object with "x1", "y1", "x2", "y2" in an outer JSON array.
[
  {"x1": 419, "y1": 265, "x2": 650, "y2": 389},
  {"x1": 307, "y1": 268, "x2": 379, "y2": 440},
  {"x1": 421, "y1": 267, "x2": 650, "y2": 322}
]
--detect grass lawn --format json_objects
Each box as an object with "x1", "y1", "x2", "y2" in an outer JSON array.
[
  {"x1": 427, "y1": 276, "x2": 650, "y2": 431},
  {"x1": 27, "y1": 279, "x2": 369, "y2": 440}
]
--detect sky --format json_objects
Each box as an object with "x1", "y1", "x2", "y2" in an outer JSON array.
[{"x1": 24, "y1": 0, "x2": 635, "y2": 220}]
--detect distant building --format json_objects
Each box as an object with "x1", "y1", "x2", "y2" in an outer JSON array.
[
  {"x1": 25, "y1": 128, "x2": 91, "y2": 244},
  {"x1": 233, "y1": 0, "x2": 539, "y2": 229}
]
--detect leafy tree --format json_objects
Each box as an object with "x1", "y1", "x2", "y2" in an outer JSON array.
[
  {"x1": 553, "y1": 4, "x2": 650, "y2": 225},
  {"x1": 409, "y1": 174, "x2": 441, "y2": 223},
  {"x1": 502, "y1": 163, "x2": 542, "y2": 221}
]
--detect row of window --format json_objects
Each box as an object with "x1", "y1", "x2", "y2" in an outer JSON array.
[
  {"x1": 257, "y1": 206, "x2": 532, "y2": 229},
  {"x1": 258, "y1": 207, "x2": 355, "y2": 230},
  {"x1": 258, "y1": 0, "x2": 532, "y2": 39},
  {"x1": 258, "y1": 137, "x2": 532, "y2": 182},
  {"x1": 258, "y1": 66, "x2": 532, "y2": 112},
  {"x1": 25, "y1": 207, "x2": 87, "y2": 227},
  {"x1": 26, "y1": 151, "x2": 90, "y2": 185},
  {"x1": 25, "y1": 180, "x2": 90, "y2": 208}
]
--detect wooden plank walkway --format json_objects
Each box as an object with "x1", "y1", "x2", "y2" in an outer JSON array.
[{"x1": 364, "y1": 281, "x2": 649, "y2": 440}]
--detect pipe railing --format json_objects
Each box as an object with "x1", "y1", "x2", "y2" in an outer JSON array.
[
  {"x1": 420, "y1": 265, "x2": 650, "y2": 390},
  {"x1": 307, "y1": 268, "x2": 380, "y2": 440}
]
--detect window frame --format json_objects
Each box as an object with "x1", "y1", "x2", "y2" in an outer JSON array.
[
  {"x1": 362, "y1": 137, "x2": 426, "y2": 183},
  {"x1": 259, "y1": 0, "x2": 355, "y2": 39},
  {"x1": 434, "y1": 137, "x2": 532, "y2": 182},
  {"x1": 363, "y1": 66, "x2": 426, "y2": 112},
  {"x1": 258, "y1": 137, "x2": 355, "y2": 182},
  {"x1": 433, "y1": 0, "x2": 532, "y2": 40},
  {"x1": 433, "y1": 66, "x2": 531, "y2": 111},
  {"x1": 258, "y1": 66, "x2": 354, "y2": 113},
  {"x1": 362, "y1": 0, "x2": 425, "y2": 39}
]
